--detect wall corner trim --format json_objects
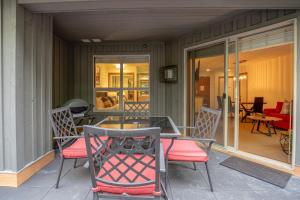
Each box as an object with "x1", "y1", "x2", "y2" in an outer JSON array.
[{"x1": 0, "y1": 151, "x2": 55, "y2": 187}]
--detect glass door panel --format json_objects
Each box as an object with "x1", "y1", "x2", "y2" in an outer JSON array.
[
  {"x1": 237, "y1": 25, "x2": 294, "y2": 164},
  {"x1": 122, "y1": 62, "x2": 150, "y2": 105},
  {"x1": 94, "y1": 56, "x2": 150, "y2": 113},
  {"x1": 94, "y1": 62, "x2": 122, "y2": 111},
  {"x1": 187, "y1": 43, "x2": 226, "y2": 145}
]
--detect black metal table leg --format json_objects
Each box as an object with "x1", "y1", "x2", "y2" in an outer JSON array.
[
  {"x1": 251, "y1": 120, "x2": 256, "y2": 133},
  {"x1": 256, "y1": 120, "x2": 261, "y2": 132},
  {"x1": 272, "y1": 121, "x2": 277, "y2": 134}
]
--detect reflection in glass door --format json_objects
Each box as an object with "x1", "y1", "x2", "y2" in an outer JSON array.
[{"x1": 187, "y1": 43, "x2": 226, "y2": 145}]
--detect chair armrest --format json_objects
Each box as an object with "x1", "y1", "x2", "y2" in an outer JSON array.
[
  {"x1": 177, "y1": 126, "x2": 195, "y2": 129},
  {"x1": 53, "y1": 135, "x2": 84, "y2": 140},
  {"x1": 160, "y1": 143, "x2": 166, "y2": 173},
  {"x1": 177, "y1": 126, "x2": 195, "y2": 130}
]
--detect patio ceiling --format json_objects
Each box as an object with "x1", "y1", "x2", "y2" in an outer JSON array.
[
  {"x1": 51, "y1": 9, "x2": 240, "y2": 41},
  {"x1": 18, "y1": 0, "x2": 300, "y2": 12},
  {"x1": 18, "y1": 0, "x2": 300, "y2": 42}
]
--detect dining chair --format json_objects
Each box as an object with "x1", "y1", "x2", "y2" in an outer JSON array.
[
  {"x1": 241, "y1": 97, "x2": 264, "y2": 122},
  {"x1": 49, "y1": 107, "x2": 95, "y2": 188},
  {"x1": 83, "y1": 125, "x2": 167, "y2": 200},
  {"x1": 161, "y1": 107, "x2": 222, "y2": 192},
  {"x1": 217, "y1": 96, "x2": 223, "y2": 110},
  {"x1": 124, "y1": 101, "x2": 150, "y2": 118},
  {"x1": 228, "y1": 96, "x2": 235, "y2": 114}
]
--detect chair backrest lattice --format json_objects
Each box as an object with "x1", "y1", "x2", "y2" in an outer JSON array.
[
  {"x1": 193, "y1": 106, "x2": 222, "y2": 140},
  {"x1": 84, "y1": 126, "x2": 161, "y2": 192},
  {"x1": 124, "y1": 101, "x2": 150, "y2": 118},
  {"x1": 49, "y1": 107, "x2": 78, "y2": 150}
]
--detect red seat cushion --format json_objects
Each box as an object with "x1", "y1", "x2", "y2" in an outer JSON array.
[
  {"x1": 93, "y1": 154, "x2": 159, "y2": 196},
  {"x1": 161, "y1": 139, "x2": 208, "y2": 162},
  {"x1": 62, "y1": 137, "x2": 107, "y2": 158}
]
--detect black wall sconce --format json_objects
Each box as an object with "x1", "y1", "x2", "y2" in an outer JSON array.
[{"x1": 160, "y1": 65, "x2": 178, "y2": 83}]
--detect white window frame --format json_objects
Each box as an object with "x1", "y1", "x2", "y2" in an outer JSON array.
[{"x1": 93, "y1": 55, "x2": 150, "y2": 114}]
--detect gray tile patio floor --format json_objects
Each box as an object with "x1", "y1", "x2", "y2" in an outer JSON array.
[{"x1": 1, "y1": 151, "x2": 300, "y2": 200}]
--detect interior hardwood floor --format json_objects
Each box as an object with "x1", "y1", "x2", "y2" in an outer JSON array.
[{"x1": 215, "y1": 116, "x2": 291, "y2": 164}]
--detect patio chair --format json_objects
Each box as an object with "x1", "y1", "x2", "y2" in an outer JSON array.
[
  {"x1": 83, "y1": 125, "x2": 166, "y2": 200},
  {"x1": 161, "y1": 107, "x2": 222, "y2": 192},
  {"x1": 217, "y1": 96, "x2": 223, "y2": 110},
  {"x1": 124, "y1": 101, "x2": 150, "y2": 118},
  {"x1": 49, "y1": 107, "x2": 96, "y2": 188}
]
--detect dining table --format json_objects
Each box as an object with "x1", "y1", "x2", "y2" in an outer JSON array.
[{"x1": 240, "y1": 102, "x2": 267, "y2": 122}]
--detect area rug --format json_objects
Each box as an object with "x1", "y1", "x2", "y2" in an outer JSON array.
[{"x1": 220, "y1": 156, "x2": 291, "y2": 188}]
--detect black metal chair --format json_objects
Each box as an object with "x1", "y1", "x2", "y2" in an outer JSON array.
[
  {"x1": 161, "y1": 107, "x2": 222, "y2": 192},
  {"x1": 241, "y1": 97, "x2": 264, "y2": 122},
  {"x1": 217, "y1": 96, "x2": 223, "y2": 110},
  {"x1": 228, "y1": 96, "x2": 235, "y2": 114},
  {"x1": 124, "y1": 101, "x2": 150, "y2": 119},
  {"x1": 83, "y1": 125, "x2": 167, "y2": 200},
  {"x1": 49, "y1": 107, "x2": 88, "y2": 188}
]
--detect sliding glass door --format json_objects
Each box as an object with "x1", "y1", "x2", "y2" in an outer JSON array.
[
  {"x1": 94, "y1": 55, "x2": 150, "y2": 113},
  {"x1": 186, "y1": 22, "x2": 295, "y2": 165}
]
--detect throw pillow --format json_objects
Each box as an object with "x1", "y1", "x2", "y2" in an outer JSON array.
[
  {"x1": 96, "y1": 97, "x2": 104, "y2": 109},
  {"x1": 280, "y1": 100, "x2": 290, "y2": 114},
  {"x1": 101, "y1": 97, "x2": 113, "y2": 108}
]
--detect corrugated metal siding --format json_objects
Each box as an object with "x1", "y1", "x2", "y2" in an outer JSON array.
[
  {"x1": 0, "y1": 1, "x2": 53, "y2": 171},
  {"x1": 22, "y1": 10, "x2": 53, "y2": 170},
  {"x1": 73, "y1": 42, "x2": 166, "y2": 116},
  {"x1": 53, "y1": 36, "x2": 74, "y2": 108}
]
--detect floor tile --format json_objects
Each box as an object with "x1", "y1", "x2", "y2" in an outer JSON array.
[
  {"x1": 1, "y1": 151, "x2": 299, "y2": 200},
  {"x1": 0, "y1": 187, "x2": 50, "y2": 200}
]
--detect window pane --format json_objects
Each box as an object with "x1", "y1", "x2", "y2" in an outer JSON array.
[
  {"x1": 123, "y1": 63, "x2": 149, "y2": 88},
  {"x1": 95, "y1": 91, "x2": 120, "y2": 111},
  {"x1": 95, "y1": 63, "x2": 121, "y2": 88}
]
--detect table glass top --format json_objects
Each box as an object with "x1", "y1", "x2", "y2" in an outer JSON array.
[{"x1": 95, "y1": 116, "x2": 180, "y2": 137}]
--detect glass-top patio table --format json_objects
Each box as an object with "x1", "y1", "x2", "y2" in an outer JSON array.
[{"x1": 95, "y1": 116, "x2": 181, "y2": 138}]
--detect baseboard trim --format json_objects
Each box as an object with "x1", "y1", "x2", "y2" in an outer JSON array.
[{"x1": 0, "y1": 150, "x2": 55, "y2": 187}]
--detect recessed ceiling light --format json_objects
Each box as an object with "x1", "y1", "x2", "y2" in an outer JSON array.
[
  {"x1": 206, "y1": 68, "x2": 211, "y2": 72},
  {"x1": 92, "y1": 38, "x2": 102, "y2": 43},
  {"x1": 81, "y1": 39, "x2": 91, "y2": 43}
]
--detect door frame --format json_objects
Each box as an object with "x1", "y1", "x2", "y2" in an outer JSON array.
[{"x1": 183, "y1": 18, "x2": 297, "y2": 169}]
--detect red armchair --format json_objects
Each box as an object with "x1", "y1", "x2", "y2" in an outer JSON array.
[{"x1": 264, "y1": 102, "x2": 292, "y2": 130}]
